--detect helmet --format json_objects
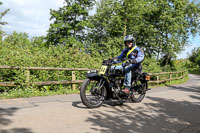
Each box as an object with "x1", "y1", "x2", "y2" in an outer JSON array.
[{"x1": 124, "y1": 35, "x2": 135, "y2": 45}]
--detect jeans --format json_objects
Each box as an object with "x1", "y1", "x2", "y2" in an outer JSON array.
[{"x1": 111, "y1": 64, "x2": 137, "y2": 87}]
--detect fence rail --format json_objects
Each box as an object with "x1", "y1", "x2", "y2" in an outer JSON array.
[{"x1": 0, "y1": 65, "x2": 187, "y2": 89}]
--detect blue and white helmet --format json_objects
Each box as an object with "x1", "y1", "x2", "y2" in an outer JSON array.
[{"x1": 124, "y1": 35, "x2": 135, "y2": 45}]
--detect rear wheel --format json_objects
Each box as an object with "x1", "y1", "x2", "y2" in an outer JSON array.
[
  {"x1": 131, "y1": 80, "x2": 147, "y2": 103},
  {"x1": 80, "y1": 78, "x2": 107, "y2": 108}
]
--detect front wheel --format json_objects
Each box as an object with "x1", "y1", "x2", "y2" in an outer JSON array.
[{"x1": 80, "y1": 78, "x2": 107, "y2": 108}]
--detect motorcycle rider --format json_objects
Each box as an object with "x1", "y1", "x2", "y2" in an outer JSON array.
[{"x1": 112, "y1": 35, "x2": 144, "y2": 94}]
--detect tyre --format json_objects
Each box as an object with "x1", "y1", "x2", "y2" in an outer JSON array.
[
  {"x1": 131, "y1": 80, "x2": 147, "y2": 103},
  {"x1": 80, "y1": 78, "x2": 107, "y2": 108}
]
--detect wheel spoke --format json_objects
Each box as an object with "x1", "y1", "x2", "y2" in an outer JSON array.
[
  {"x1": 85, "y1": 80, "x2": 105, "y2": 105},
  {"x1": 131, "y1": 80, "x2": 146, "y2": 102}
]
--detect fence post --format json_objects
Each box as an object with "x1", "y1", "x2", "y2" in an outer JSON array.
[
  {"x1": 178, "y1": 72, "x2": 180, "y2": 79},
  {"x1": 72, "y1": 71, "x2": 76, "y2": 89},
  {"x1": 182, "y1": 71, "x2": 185, "y2": 79},
  {"x1": 25, "y1": 69, "x2": 30, "y2": 83},
  {"x1": 170, "y1": 73, "x2": 172, "y2": 84},
  {"x1": 157, "y1": 75, "x2": 159, "y2": 86}
]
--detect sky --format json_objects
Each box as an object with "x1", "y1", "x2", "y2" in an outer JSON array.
[
  {"x1": 0, "y1": 0, "x2": 65, "y2": 37},
  {"x1": 181, "y1": 35, "x2": 200, "y2": 59},
  {"x1": 0, "y1": 0, "x2": 199, "y2": 59}
]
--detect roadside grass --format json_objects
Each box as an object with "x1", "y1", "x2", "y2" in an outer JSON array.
[
  {"x1": 148, "y1": 76, "x2": 189, "y2": 88},
  {"x1": 0, "y1": 85, "x2": 80, "y2": 99},
  {"x1": 0, "y1": 76, "x2": 189, "y2": 99},
  {"x1": 188, "y1": 67, "x2": 200, "y2": 75}
]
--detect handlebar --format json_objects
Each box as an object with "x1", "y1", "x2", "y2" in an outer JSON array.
[{"x1": 102, "y1": 58, "x2": 127, "y2": 66}]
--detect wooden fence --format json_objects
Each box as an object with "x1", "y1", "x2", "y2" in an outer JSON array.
[
  {"x1": 148, "y1": 71, "x2": 186, "y2": 86},
  {"x1": 0, "y1": 66, "x2": 187, "y2": 89}
]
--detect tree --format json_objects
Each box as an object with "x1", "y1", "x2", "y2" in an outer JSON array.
[
  {"x1": 88, "y1": 0, "x2": 200, "y2": 62},
  {"x1": 31, "y1": 36, "x2": 47, "y2": 48},
  {"x1": 0, "y1": 1, "x2": 9, "y2": 25},
  {"x1": 0, "y1": 1, "x2": 9, "y2": 42},
  {"x1": 3, "y1": 31, "x2": 31, "y2": 48},
  {"x1": 87, "y1": 0, "x2": 126, "y2": 57},
  {"x1": 46, "y1": 0, "x2": 95, "y2": 47},
  {"x1": 189, "y1": 47, "x2": 200, "y2": 67},
  {"x1": 146, "y1": 0, "x2": 200, "y2": 67}
]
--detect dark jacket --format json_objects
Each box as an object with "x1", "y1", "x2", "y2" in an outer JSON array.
[{"x1": 117, "y1": 46, "x2": 144, "y2": 67}]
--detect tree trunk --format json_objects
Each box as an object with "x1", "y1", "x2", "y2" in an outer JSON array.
[{"x1": 124, "y1": 18, "x2": 127, "y2": 36}]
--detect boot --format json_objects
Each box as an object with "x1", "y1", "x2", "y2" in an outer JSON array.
[{"x1": 122, "y1": 87, "x2": 130, "y2": 94}]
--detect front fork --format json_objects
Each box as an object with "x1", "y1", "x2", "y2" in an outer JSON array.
[{"x1": 90, "y1": 79, "x2": 105, "y2": 95}]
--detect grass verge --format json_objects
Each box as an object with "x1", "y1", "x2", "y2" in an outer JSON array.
[
  {"x1": 148, "y1": 76, "x2": 189, "y2": 88},
  {"x1": 188, "y1": 67, "x2": 200, "y2": 75},
  {"x1": 0, "y1": 76, "x2": 189, "y2": 99},
  {"x1": 0, "y1": 85, "x2": 80, "y2": 99}
]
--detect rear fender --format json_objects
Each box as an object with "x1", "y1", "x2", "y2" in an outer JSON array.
[{"x1": 142, "y1": 72, "x2": 150, "y2": 81}]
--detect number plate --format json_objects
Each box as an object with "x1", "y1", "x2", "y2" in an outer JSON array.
[{"x1": 99, "y1": 65, "x2": 108, "y2": 75}]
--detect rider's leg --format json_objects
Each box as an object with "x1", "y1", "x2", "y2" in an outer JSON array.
[
  {"x1": 122, "y1": 65, "x2": 137, "y2": 94},
  {"x1": 111, "y1": 65, "x2": 136, "y2": 94},
  {"x1": 123, "y1": 65, "x2": 133, "y2": 87}
]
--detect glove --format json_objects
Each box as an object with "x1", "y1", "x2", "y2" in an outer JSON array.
[
  {"x1": 111, "y1": 58, "x2": 118, "y2": 64},
  {"x1": 124, "y1": 61, "x2": 131, "y2": 66},
  {"x1": 103, "y1": 59, "x2": 113, "y2": 65},
  {"x1": 124, "y1": 59, "x2": 137, "y2": 66},
  {"x1": 103, "y1": 59, "x2": 109, "y2": 64},
  {"x1": 129, "y1": 59, "x2": 137, "y2": 64}
]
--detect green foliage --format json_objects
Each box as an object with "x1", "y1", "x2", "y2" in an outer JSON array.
[
  {"x1": 173, "y1": 59, "x2": 188, "y2": 71},
  {"x1": 0, "y1": 29, "x2": 4, "y2": 44},
  {"x1": 46, "y1": 0, "x2": 200, "y2": 69},
  {"x1": 188, "y1": 47, "x2": 200, "y2": 67},
  {"x1": 1, "y1": 0, "x2": 197, "y2": 98},
  {"x1": 0, "y1": 31, "x2": 103, "y2": 98},
  {"x1": 143, "y1": 58, "x2": 188, "y2": 73},
  {"x1": 87, "y1": 36, "x2": 124, "y2": 58},
  {"x1": 188, "y1": 67, "x2": 200, "y2": 75},
  {"x1": 0, "y1": 1, "x2": 9, "y2": 25},
  {"x1": 31, "y1": 36, "x2": 47, "y2": 47},
  {"x1": 142, "y1": 58, "x2": 162, "y2": 73},
  {"x1": 46, "y1": 0, "x2": 95, "y2": 47},
  {"x1": 0, "y1": 1, "x2": 9, "y2": 43},
  {"x1": 3, "y1": 31, "x2": 30, "y2": 46},
  {"x1": 88, "y1": 0, "x2": 200, "y2": 67},
  {"x1": 1, "y1": 31, "x2": 101, "y2": 68}
]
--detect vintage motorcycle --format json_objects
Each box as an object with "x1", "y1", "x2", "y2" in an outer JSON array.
[{"x1": 80, "y1": 58, "x2": 151, "y2": 108}]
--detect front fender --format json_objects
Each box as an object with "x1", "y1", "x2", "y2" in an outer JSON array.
[
  {"x1": 86, "y1": 72, "x2": 104, "y2": 79},
  {"x1": 86, "y1": 73, "x2": 112, "y2": 99}
]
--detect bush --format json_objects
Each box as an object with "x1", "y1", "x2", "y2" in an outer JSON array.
[
  {"x1": 142, "y1": 58, "x2": 162, "y2": 73},
  {"x1": 0, "y1": 32, "x2": 104, "y2": 96},
  {"x1": 0, "y1": 31, "x2": 189, "y2": 98}
]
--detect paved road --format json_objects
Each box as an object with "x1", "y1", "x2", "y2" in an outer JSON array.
[{"x1": 0, "y1": 74, "x2": 200, "y2": 133}]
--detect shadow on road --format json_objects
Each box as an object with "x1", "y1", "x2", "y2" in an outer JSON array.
[
  {"x1": 0, "y1": 128, "x2": 33, "y2": 133},
  {"x1": 85, "y1": 96, "x2": 200, "y2": 133},
  {"x1": 72, "y1": 101, "x2": 89, "y2": 109},
  {"x1": 82, "y1": 74, "x2": 200, "y2": 133},
  {"x1": 0, "y1": 108, "x2": 33, "y2": 133},
  {"x1": 169, "y1": 85, "x2": 200, "y2": 94},
  {"x1": 0, "y1": 108, "x2": 18, "y2": 126},
  {"x1": 71, "y1": 100, "x2": 122, "y2": 108},
  {"x1": 72, "y1": 100, "x2": 125, "y2": 109}
]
